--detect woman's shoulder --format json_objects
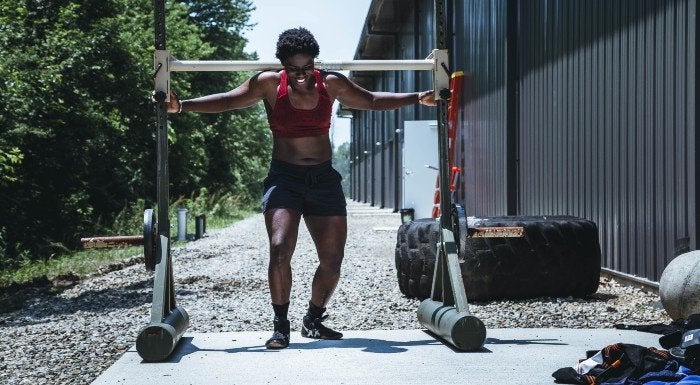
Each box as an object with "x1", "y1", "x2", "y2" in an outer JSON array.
[
  {"x1": 248, "y1": 70, "x2": 282, "y2": 92},
  {"x1": 254, "y1": 70, "x2": 282, "y2": 83},
  {"x1": 320, "y1": 70, "x2": 347, "y2": 82},
  {"x1": 320, "y1": 70, "x2": 352, "y2": 89}
]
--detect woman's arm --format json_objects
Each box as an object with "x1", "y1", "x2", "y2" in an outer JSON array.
[
  {"x1": 167, "y1": 71, "x2": 277, "y2": 113},
  {"x1": 324, "y1": 72, "x2": 436, "y2": 111}
]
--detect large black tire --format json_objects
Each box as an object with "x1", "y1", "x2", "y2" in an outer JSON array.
[
  {"x1": 395, "y1": 215, "x2": 601, "y2": 301},
  {"x1": 395, "y1": 219, "x2": 441, "y2": 299}
]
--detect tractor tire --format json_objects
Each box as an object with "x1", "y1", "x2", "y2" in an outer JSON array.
[
  {"x1": 395, "y1": 218, "x2": 440, "y2": 299},
  {"x1": 395, "y1": 216, "x2": 601, "y2": 301}
]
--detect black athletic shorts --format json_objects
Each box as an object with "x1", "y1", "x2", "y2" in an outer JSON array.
[{"x1": 261, "y1": 159, "x2": 347, "y2": 216}]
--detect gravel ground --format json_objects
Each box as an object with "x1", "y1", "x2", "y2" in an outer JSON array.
[{"x1": 0, "y1": 200, "x2": 672, "y2": 385}]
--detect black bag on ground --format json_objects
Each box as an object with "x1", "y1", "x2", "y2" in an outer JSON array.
[{"x1": 663, "y1": 313, "x2": 700, "y2": 371}]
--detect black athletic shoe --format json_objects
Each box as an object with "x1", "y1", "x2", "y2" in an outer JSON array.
[
  {"x1": 265, "y1": 317, "x2": 290, "y2": 349},
  {"x1": 301, "y1": 314, "x2": 343, "y2": 340}
]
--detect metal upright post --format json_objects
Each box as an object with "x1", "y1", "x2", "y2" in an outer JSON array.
[
  {"x1": 416, "y1": 0, "x2": 487, "y2": 351},
  {"x1": 135, "y1": 0, "x2": 189, "y2": 362}
]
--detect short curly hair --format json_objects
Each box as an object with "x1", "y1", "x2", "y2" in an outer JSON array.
[{"x1": 275, "y1": 27, "x2": 320, "y2": 62}]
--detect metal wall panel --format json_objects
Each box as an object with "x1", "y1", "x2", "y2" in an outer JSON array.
[
  {"x1": 516, "y1": 0, "x2": 697, "y2": 281},
  {"x1": 452, "y1": 0, "x2": 509, "y2": 216},
  {"x1": 349, "y1": 0, "x2": 437, "y2": 212},
  {"x1": 349, "y1": 0, "x2": 697, "y2": 282}
]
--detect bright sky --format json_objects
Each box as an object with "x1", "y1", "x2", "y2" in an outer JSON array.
[{"x1": 242, "y1": 0, "x2": 373, "y2": 147}]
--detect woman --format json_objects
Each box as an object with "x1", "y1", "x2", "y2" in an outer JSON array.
[{"x1": 168, "y1": 27, "x2": 436, "y2": 349}]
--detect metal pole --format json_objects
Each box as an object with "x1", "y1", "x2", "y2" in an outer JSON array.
[
  {"x1": 177, "y1": 208, "x2": 188, "y2": 241},
  {"x1": 195, "y1": 214, "x2": 205, "y2": 240},
  {"x1": 153, "y1": 1, "x2": 168, "y2": 241},
  {"x1": 81, "y1": 235, "x2": 144, "y2": 248},
  {"x1": 136, "y1": 0, "x2": 189, "y2": 362},
  {"x1": 160, "y1": 52, "x2": 449, "y2": 100},
  {"x1": 170, "y1": 58, "x2": 434, "y2": 72},
  {"x1": 416, "y1": 0, "x2": 486, "y2": 352}
]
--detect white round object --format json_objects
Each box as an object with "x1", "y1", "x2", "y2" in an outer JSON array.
[{"x1": 659, "y1": 250, "x2": 700, "y2": 321}]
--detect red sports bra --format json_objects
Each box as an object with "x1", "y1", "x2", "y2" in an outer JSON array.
[{"x1": 265, "y1": 69, "x2": 333, "y2": 138}]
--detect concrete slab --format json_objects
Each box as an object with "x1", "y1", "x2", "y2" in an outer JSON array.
[{"x1": 92, "y1": 328, "x2": 664, "y2": 385}]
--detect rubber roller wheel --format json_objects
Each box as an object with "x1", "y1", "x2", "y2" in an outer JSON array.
[{"x1": 143, "y1": 208, "x2": 157, "y2": 271}]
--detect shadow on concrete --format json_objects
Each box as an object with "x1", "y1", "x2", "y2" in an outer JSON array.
[
  {"x1": 485, "y1": 337, "x2": 567, "y2": 346},
  {"x1": 420, "y1": 329, "x2": 494, "y2": 353},
  {"x1": 419, "y1": 329, "x2": 567, "y2": 354},
  {"x1": 148, "y1": 335, "x2": 448, "y2": 363}
]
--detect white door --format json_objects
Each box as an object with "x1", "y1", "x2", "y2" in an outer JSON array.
[{"x1": 402, "y1": 120, "x2": 438, "y2": 219}]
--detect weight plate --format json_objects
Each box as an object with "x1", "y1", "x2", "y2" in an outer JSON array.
[
  {"x1": 451, "y1": 203, "x2": 469, "y2": 261},
  {"x1": 143, "y1": 208, "x2": 157, "y2": 271}
]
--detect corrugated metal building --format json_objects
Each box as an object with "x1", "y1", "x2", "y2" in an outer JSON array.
[{"x1": 346, "y1": 0, "x2": 698, "y2": 283}]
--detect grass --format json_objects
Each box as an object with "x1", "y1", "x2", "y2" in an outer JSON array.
[
  {"x1": 0, "y1": 246, "x2": 143, "y2": 287},
  {"x1": 0, "y1": 190, "x2": 256, "y2": 289}
]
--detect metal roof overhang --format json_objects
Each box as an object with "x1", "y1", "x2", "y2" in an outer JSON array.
[{"x1": 336, "y1": 0, "x2": 413, "y2": 116}]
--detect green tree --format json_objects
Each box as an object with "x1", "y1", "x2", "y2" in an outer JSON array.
[
  {"x1": 0, "y1": 0, "x2": 270, "y2": 268},
  {"x1": 170, "y1": 0, "x2": 271, "y2": 203},
  {"x1": 333, "y1": 142, "x2": 351, "y2": 196},
  {"x1": 0, "y1": 145, "x2": 22, "y2": 187},
  {"x1": 0, "y1": 0, "x2": 157, "y2": 260}
]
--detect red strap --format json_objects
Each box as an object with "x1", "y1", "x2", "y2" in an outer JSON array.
[
  {"x1": 278, "y1": 70, "x2": 288, "y2": 98},
  {"x1": 432, "y1": 72, "x2": 465, "y2": 219}
]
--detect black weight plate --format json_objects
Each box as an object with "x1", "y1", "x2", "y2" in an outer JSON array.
[
  {"x1": 451, "y1": 203, "x2": 469, "y2": 261},
  {"x1": 143, "y1": 209, "x2": 156, "y2": 271}
]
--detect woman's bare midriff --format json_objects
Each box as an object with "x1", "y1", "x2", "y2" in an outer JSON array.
[{"x1": 271, "y1": 135, "x2": 333, "y2": 165}]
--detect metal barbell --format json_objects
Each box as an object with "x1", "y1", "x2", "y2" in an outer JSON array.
[{"x1": 80, "y1": 208, "x2": 158, "y2": 271}]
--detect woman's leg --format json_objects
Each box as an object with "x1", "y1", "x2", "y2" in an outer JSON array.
[
  {"x1": 304, "y1": 215, "x2": 347, "y2": 307},
  {"x1": 264, "y1": 208, "x2": 302, "y2": 305},
  {"x1": 300, "y1": 215, "x2": 347, "y2": 339}
]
